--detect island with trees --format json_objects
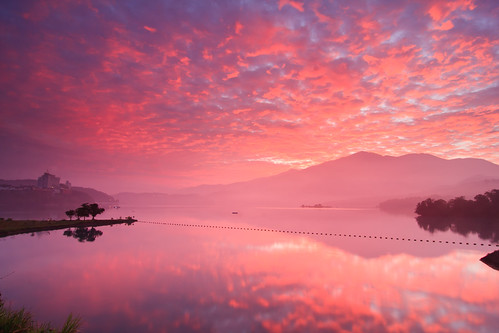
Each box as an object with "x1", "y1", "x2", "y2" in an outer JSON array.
[
  {"x1": 415, "y1": 189, "x2": 499, "y2": 217},
  {"x1": 414, "y1": 189, "x2": 499, "y2": 244},
  {"x1": 0, "y1": 202, "x2": 136, "y2": 238},
  {"x1": 300, "y1": 203, "x2": 332, "y2": 208}
]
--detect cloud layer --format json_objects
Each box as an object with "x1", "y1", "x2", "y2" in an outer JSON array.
[{"x1": 1, "y1": 0, "x2": 498, "y2": 191}]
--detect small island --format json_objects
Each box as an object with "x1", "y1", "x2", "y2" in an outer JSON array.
[
  {"x1": 0, "y1": 202, "x2": 136, "y2": 238},
  {"x1": 301, "y1": 204, "x2": 332, "y2": 208}
]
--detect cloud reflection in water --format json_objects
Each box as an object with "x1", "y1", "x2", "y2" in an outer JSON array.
[{"x1": 2, "y1": 222, "x2": 496, "y2": 332}]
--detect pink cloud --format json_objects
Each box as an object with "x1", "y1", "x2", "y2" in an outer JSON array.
[{"x1": 0, "y1": 0, "x2": 497, "y2": 191}]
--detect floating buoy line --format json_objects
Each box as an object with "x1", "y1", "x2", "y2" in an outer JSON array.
[{"x1": 137, "y1": 220, "x2": 499, "y2": 248}]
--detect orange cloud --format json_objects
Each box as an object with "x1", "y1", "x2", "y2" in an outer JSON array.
[{"x1": 0, "y1": 0, "x2": 497, "y2": 191}]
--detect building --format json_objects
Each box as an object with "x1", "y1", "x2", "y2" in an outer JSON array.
[{"x1": 37, "y1": 172, "x2": 60, "y2": 189}]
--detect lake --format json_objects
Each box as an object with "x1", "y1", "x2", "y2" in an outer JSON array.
[{"x1": 1, "y1": 206, "x2": 498, "y2": 332}]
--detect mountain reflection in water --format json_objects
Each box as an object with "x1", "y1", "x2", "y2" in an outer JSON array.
[{"x1": 0, "y1": 207, "x2": 498, "y2": 332}]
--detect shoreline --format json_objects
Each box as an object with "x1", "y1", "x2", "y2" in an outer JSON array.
[{"x1": 0, "y1": 218, "x2": 137, "y2": 238}]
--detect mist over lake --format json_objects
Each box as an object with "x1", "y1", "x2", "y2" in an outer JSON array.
[{"x1": 1, "y1": 205, "x2": 498, "y2": 332}]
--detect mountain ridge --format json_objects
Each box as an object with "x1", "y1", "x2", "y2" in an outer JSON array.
[{"x1": 176, "y1": 152, "x2": 499, "y2": 207}]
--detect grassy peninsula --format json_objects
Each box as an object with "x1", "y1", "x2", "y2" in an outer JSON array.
[{"x1": 0, "y1": 217, "x2": 136, "y2": 238}]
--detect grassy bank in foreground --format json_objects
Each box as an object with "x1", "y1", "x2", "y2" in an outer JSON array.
[
  {"x1": 0, "y1": 217, "x2": 136, "y2": 238},
  {"x1": 0, "y1": 294, "x2": 81, "y2": 333}
]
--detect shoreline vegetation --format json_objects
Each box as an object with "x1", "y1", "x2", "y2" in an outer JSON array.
[
  {"x1": 414, "y1": 189, "x2": 498, "y2": 244},
  {"x1": 0, "y1": 217, "x2": 137, "y2": 238},
  {"x1": 0, "y1": 294, "x2": 81, "y2": 333},
  {"x1": 415, "y1": 189, "x2": 499, "y2": 218}
]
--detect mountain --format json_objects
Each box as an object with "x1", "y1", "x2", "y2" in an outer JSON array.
[
  {"x1": 178, "y1": 152, "x2": 499, "y2": 207},
  {"x1": 72, "y1": 187, "x2": 116, "y2": 204},
  {"x1": 114, "y1": 192, "x2": 209, "y2": 207}
]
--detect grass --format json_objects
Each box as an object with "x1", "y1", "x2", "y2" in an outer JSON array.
[{"x1": 0, "y1": 294, "x2": 81, "y2": 333}]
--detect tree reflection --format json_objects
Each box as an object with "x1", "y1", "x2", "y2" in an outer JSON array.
[
  {"x1": 416, "y1": 215, "x2": 498, "y2": 243},
  {"x1": 63, "y1": 227, "x2": 103, "y2": 242}
]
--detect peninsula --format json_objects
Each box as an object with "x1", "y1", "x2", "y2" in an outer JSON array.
[{"x1": 0, "y1": 217, "x2": 136, "y2": 238}]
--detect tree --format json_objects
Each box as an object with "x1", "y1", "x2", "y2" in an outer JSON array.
[
  {"x1": 447, "y1": 196, "x2": 472, "y2": 216},
  {"x1": 415, "y1": 198, "x2": 448, "y2": 216},
  {"x1": 76, "y1": 203, "x2": 90, "y2": 221},
  {"x1": 88, "y1": 203, "x2": 105, "y2": 220},
  {"x1": 65, "y1": 209, "x2": 76, "y2": 220},
  {"x1": 473, "y1": 194, "x2": 490, "y2": 216}
]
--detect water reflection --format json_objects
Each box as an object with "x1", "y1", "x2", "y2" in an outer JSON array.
[
  {"x1": 1, "y1": 208, "x2": 498, "y2": 332},
  {"x1": 63, "y1": 227, "x2": 103, "y2": 242},
  {"x1": 416, "y1": 215, "x2": 499, "y2": 243}
]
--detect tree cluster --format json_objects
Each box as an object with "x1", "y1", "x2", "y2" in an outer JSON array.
[
  {"x1": 65, "y1": 203, "x2": 105, "y2": 221},
  {"x1": 415, "y1": 189, "x2": 499, "y2": 217}
]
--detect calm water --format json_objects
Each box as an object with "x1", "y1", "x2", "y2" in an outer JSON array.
[{"x1": 1, "y1": 206, "x2": 498, "y2": 332}]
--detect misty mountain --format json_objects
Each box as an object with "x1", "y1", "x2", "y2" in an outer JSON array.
[
  {"x1": 114, "y1": 192, "x2": 209, "y2": 207},
  {"x1": 178, "y1": 152, "x2": 499, "y2": 207},
  {"x1": 72, "y1": 187, "x2": 116, "y2": 204},
  {"x1": 0, "y1": 180, "x2": 117, "y2": 219}
]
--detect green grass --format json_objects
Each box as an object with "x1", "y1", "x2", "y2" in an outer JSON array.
[{"x1": 0, "y1": 295, "x2": 81, "y2": 333}]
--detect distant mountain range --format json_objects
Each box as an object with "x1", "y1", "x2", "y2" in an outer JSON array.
[
  {"x1": 115, "y1": 152, "x2": 499, "y2": 209},
  {"x1": 3, "y1": 152, "x2": 499, "y2": 213}
]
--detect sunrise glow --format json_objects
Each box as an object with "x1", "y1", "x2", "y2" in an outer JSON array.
[{"x1": 1, "y1": 0, "x2": 498, "y2": 192}]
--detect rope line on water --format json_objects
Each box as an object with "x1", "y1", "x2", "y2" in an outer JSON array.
[{"x1": 137, "y1": 220, "x2": 499, "y2": 248}]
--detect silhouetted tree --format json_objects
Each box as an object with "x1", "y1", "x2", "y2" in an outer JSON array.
[
  {"x1": 76, "y1": 203, "x2": 90, "y2": 220},
  {"x1": 88, "y1": 203, "x2": 105, "y2": 220},
  {"x1": 473, "y1": 194, "x2": 491, "y2": 216},
  {"x1": 447, "y1": 196, "x2": 473, "y2": 216},
  {"x1": 486, "y1": 190, "x2": 499, "y2": 216},
  {"x1": 65, "y1": 209, "x2": 76, "y2": 220},
  {"x1": 415, "y1": 198, "x2": 449, "y2": 216}
]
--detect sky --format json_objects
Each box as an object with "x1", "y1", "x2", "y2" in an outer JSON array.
[{"x1": 0, "y1": 0, "x2": 498, "y2": 193}]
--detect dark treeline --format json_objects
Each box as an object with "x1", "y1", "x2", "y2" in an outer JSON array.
[
  {"x1": 415, "y1": 189, "x2": 499, "y2": 243},
  {"x1": 415, "y1": 189, "x2": 499, "y2": 217}
]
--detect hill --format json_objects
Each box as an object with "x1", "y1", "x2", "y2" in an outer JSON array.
[
  {"x1": 114, "y1": 192, "x2": 209, "y2": 207},
  {"x1": 0, "y1": 180, "x2": 117, "y2": 219},
  {"x1": 177, "y1": 152, "x2": 499, "y2": 207}
]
